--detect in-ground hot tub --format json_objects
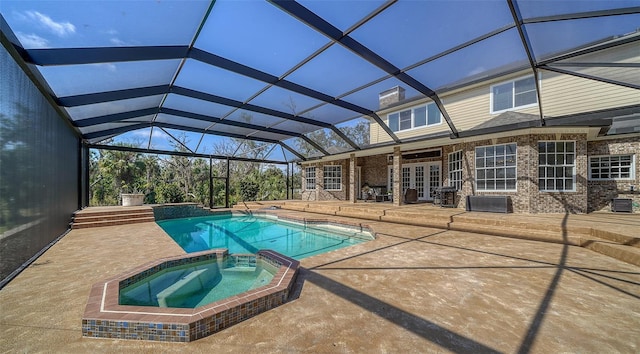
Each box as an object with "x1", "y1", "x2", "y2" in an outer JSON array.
[
  {"x1": 82, "y1": 249, "x2": 299, "y2": 342},
  {"x1": 119, "y1": 253, "x2": 275, "y2": 308}
]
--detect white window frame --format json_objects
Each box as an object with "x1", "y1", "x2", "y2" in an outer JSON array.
[
  {"x1": 305, "y1": 166, "x2": 316, "y2": 190},
  {"x1": 387, "y1": 102, "x2": 442, "y2": 133},
  {"x1": 490, "y1": 75, "x2": 538, "y2": 114},
  {"x1": 475, "y1": 143, "x2": 518, "y2": 192},
  {"x1": 589, "y1": 154, "x2": 635, "y2": 180},
  {"x1": 323, "y1": 165, "x2": 342, "y2": 191},
  {"x1": 448, "y1": 150, "x2": 463, "y2": 191},
  {"x1": 538, "y1": 141, "x2": 576, "y2": 192}
]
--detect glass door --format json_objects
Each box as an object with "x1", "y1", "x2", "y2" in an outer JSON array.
[
  {"x1": 389, "y1": 162, "x2": 439, "y2": 201},
  {"x1": 428, "y1": 163, "x2": 441, "y2": 201}
]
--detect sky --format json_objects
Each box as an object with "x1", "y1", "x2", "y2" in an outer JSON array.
[{"x1": 1, "y1": 0, "x2": 638, "y2": 160}]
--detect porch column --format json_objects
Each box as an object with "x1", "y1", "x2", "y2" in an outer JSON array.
[
  {"x1": 349, "y1": 153, "x2": 357, "y2": 203},
  {"x1": 315, "y1": 165, "x2": 322, "y2": 201},
  {"x1": 393, "y1": 146, "x2": 402, "y2": 206}
]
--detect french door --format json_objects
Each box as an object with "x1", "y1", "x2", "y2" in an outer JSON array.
[{"x1": 389, "y1": 162, "x2": 441, "y2": 201}]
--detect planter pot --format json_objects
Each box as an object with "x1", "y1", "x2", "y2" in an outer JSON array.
[{"x1": 122, "y1": 193, "x2": 144, "y2": 206}]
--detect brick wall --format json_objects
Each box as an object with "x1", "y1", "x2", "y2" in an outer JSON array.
[
  {"x1": 528, "y1": 133, "x2": 589, "y2": 213},
  {"x1": 300, "y1": 160, "x2": 349, "y2": 201},
  {"x1": 443, "y1": 133, "x2": 590, "y2": 213},
  {"x1": 587, "y1": 137, "x2": 640, "y2": 212},
  {"x1": 359, "y1": 154, "x2": 389, "y2": 187},
  {"x1": 300, "y1": 134, "x2": 638, "y2": 214}
]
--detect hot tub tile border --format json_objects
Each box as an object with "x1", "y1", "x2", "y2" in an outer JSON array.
[{"x1": 82, "y1": 249, "x2": 299, "y2": 342}]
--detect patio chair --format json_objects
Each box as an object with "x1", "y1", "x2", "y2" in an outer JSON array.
[{"x1": 404, "y1": 188, "x2": 418, "y2": 204}]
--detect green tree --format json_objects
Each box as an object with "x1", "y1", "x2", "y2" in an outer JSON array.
[
  {"x1": 156, "y1": 182, "x2": 184, "y2": 203},
  {"x1": 239, "y1": 178, "x2": 259, "y2": 201},
  {"x1": 98, "y1": 145, "x2": 146, "y2": 194}
]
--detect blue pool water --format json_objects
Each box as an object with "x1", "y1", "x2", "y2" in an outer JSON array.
[
  {"x1": 157, "y1": 214, "x2": 372, "y2": 259},
  {"x1": 119, "y1": 258, "x2": 274, "y2": 308}
]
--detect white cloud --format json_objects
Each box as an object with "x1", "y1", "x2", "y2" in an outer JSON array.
[
  {"x1": 88, "y1": 63, "x2": 118, "y2": 72},
  {"x1": 16, "y1": 32, "x2": 49, "y2": 48},
  {"x1": 133, "y1": 129, "x2": 169, "y2": 140},
  {"x1": 110, "y1": 37, "x2": 128, "y2": 46},
  {"x1": 468, "y1": 66, "x2": 486, "y2": 77},
  {"x1": 25, "y1": 11, "x2": 75, "y2": 37},
  {"x1": 151, "y1": 129, "x2": 169, "y2": 139}
]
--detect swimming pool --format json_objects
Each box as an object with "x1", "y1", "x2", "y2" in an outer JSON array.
[{"x1": 157, "y1": 213, "x2": 373, "y2": 259}]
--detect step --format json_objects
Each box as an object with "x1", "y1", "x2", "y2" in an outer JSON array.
[
  {"x1": 73, "y1": 212, "x2": 155, "y2": 223},
  {"x1": 451, "y1": 215, "x2": 593, "y2": 235},
  {"x1": 380, "y1": 214, "x2": 451, "y2": 229},
  {"x1": 336, "y1": 206, "x2": 385, "y2": 221},
  {"x1": 447, "y1": 221, "x2": 590, "y2": 246},
  {"x1": 74, "y1": 207, "x2": 153, "y2": 217},
  {"x1": 585, "y1": 241, "x2": 640, "y2": 267},
  {"x1": 302, "y1": 205, "x2": 340, "y2": 215},
  {"x1": 590, "y1": 229, "x2": 640, "y2": 248},
  {"x1": 280, "y1": 203, "x2": 308, "y2": 212},
  {"x1": 71, "y1": 216, "x2": 156, "y2": 229},
  {"x1": 381, "y1": 209, "x2": 454, "y2": 228}
]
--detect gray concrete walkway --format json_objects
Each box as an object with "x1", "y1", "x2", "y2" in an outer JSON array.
[{"x1": 1, "y1": 210, "x2": 639, "y2": 353}]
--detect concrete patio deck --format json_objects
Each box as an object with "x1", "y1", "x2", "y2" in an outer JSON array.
[{"x1": 1, "y1": 206, "x2": 639, "y2": 353}]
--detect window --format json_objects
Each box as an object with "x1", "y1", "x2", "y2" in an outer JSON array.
[
  {"x1": 323, "y1": 165, "x2": 342, "y2": 191},
  {"x1": 589, "y1": 155, "x2": 635, "y2": 180},
  {"x1": 388, "y1": 103, "x2": 441, "y2": 132},
  {"x1": 538, "y1": 141, "x2": 575, "y2": 192},
  {"x1": 475, "y1": 143, "x2": 517, "y2": 191},
  {"x1": 448, "y1": 150, "x2": 463, "y2": 190},
  {"x1": 491, "y1": 75, "x2": 537, "y2": 113},
  {"x1": 305, "y1": 166, "x2": 316, "y2": 190}
]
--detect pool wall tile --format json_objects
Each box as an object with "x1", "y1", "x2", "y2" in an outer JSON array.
[{"x1": 152, "y1": 203, "x2": 229, "y2": 220}]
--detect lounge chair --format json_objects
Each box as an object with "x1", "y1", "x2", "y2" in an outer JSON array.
[{"x1": 404, "y1": 188, "x2": 418, "y2": 204}]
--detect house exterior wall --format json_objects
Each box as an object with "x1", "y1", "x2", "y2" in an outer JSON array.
[
  {"x1": 301, "y1": 134, "x2": 638, "y2": 214},
  {"x1": 369, "y1": 47, "x2": 640, "y2": 143},
  {"x1": 300, "y1": 160, "x2": 350, "y2": 201},
  {"x1": 304, "y1": 44, "x2": 639, "y2": 213},
  {"x1": 528, "y1": 133, "x2": 589, "y2": 213},
  {"x1": 441, "y1": 134, "x2": 587, "y2": 214},
  {"x1": 587, "y1": 137, "x2": 640, "y2": 212},
  {"x1": 358, "y1": 155, "x2": 388, "y2": 187},
  {"x1": 443, "y1": 78, "x2": 541, "y2": 132},
  {"x1": 540, "y1": 70, "x2": 640, "y2": 118},
  {"x1": 434, "y1": 134, "x2": 638, "y2": 213}
]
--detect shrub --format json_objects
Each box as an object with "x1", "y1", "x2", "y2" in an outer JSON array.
[
  {"x1": 156, "y1": 183, "x2": 184, "y2": 203},
  {"x1": 239, "y1": 180, "x2": 259, "y2": 201}
]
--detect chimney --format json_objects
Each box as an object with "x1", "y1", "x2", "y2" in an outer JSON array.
[{"x1": 378, "y1": 86, "x2": 405, "y2": 109}]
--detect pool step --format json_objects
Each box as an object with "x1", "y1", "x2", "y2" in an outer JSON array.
[{"x1": 71, "y1": 207, "x2": 155, "y2": 229}]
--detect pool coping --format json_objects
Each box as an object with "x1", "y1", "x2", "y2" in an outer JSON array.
[{"x1": 82, "y1": 249, "x2": 299, "y2": 342}]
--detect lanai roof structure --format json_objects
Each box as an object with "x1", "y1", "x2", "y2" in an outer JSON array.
[{"x1": 2, "y1": 0, "x2": 639, "y2": 164}]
